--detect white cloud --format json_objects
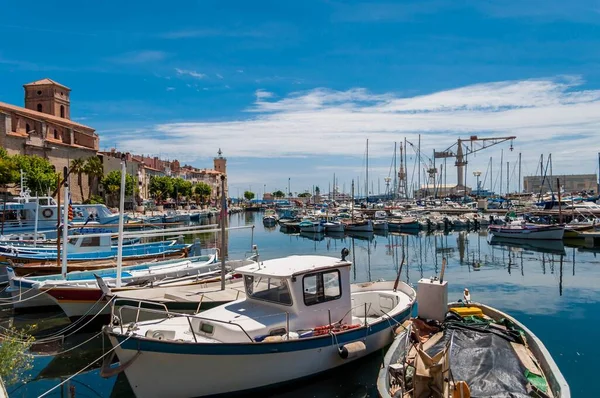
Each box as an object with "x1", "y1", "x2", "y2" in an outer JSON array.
[
  {"x1": 175, "y1": 68, "x2": 206, "y2": 79},
  {"x1": 216, "y1": 73, "x2": 224, "y2": 79},
  {"x1": 114, "y1": 75, "x2": 600, "y2": 180},
  {"x1": 166, "y1": 87, "x2": 176, "y2": 91}
]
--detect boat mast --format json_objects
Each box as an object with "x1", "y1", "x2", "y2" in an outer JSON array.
[
  {"x1": 518, "y1": 152, "x2": 522, "y2": 193},
  {"x1": 489, "y1": 156, "x2": 493, "y2": 193},
  {"x1": 499, "y1": 149, "x2": 503, "y2": 196},
  {"x1": 61, "y1": 167, "x2": 69, "y2": 278},
  {"x1": 417, "y1": 134, "x2": 421, "y2": 199},
  {"x1": 393, "y1": 142, "x2": 397, "y2": 200},
  {"x1": 116, "y1": 157, "x2": 127, "y2": 288},
  {"x1": 366, "y1": 139, "x2": 369, "y2": 205},
  {"x1": 507, "y1": 161, "x2": 510, "y2": 194},
  {"x1": 351, "y1": 180, "x2": 355, "y2": 222}
]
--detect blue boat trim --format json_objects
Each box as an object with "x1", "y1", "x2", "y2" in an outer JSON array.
[{"x1": 111, "y1": 305, "x2": 413, "y2": 356}]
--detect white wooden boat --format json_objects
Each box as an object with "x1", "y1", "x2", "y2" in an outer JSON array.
[
  {"x1": 7, "y1": 253, "x2": 217, "y2": 311},
  {"x1": 373, "y1": 220, "x2": 389, "y2": 231},
  {"x1": 488, "y1": 223, "x2": 564, "y2": 240},
  {"x1": 104, "y1": 252, "x2": 416, "y2": 397},
  {"x1": 377, "y1": 278, "x2": 569, "y2": 397},
  {"x1": 343, "y1": 219, "x2": 373, "y2": 232},
  {"x1": 299, "y1": 218, "x2": 324, "y2": 233},
  {"x1": 324, "y1": 220, "x2": 345, "y2": 233}
]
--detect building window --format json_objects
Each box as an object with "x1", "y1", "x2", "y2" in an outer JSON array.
[
  {"x1": 54, "y1": 129, "x2": 58, "y2": 139},
  {"x1": 37, "y1": 90, "x2": 42, "y2": 95},
  {"x1": 60, "y1": 105, "x2": 65, "y2": 118},
  {"x1": 25, "y1": 123, "x2": 30, "y2": 133},
  {"x1": 37, "y1": 103, "x2": 42, "y2": 112}
]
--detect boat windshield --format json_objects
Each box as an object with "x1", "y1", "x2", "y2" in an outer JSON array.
[{"x1": 244, "y1": 275, "x2": 292, "y2": 306}]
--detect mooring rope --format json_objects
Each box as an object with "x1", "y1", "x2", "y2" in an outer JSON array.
[
  {"x1": 0, "y1": 285, "x2": 56, "y2": 306},
  {"x1": 32, "y1": 331, "x2": 103, "y2": 357},
  {"x1": 37, "y1": 334, "x2": 133, "y2": 398}
]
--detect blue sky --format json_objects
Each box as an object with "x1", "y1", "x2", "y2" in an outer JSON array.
[{"x1": 2, "y1": 0, "x2": 600, "y2": 197}]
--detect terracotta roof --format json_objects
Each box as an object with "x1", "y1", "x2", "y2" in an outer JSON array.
[
  {"x1": 0, "y1": 101, "x2": 94, "y2": 132},
  {"x1": 23, "y1": 78, "x2": 71, "y2": 90}
]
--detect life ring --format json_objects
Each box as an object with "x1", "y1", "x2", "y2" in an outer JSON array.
[{"x1": 42, "y1": 209, "x2": 54, "y2": 218}]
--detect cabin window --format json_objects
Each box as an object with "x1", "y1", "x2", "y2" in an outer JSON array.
[
  {"x1": 68, "y1": 236, "x2": 101, "y2": 247},
  {"x1": 303, "y1": 270, "x2": 342, "y2": 306},
  {"x1": 244, "y1": 275, "x2": 292, "y2": 306}
]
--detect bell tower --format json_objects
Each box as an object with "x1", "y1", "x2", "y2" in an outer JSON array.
[
  {"x1": 213, "y1": 148, "x2": 227, "y2": 175},
  {"x1": 24, "y1": 78, "x2": 71, "y2": 119}
]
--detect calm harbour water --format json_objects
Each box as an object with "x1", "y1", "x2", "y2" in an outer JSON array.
[{"x1": 3, "y1": 211, "x2": 598, "y2": 397}]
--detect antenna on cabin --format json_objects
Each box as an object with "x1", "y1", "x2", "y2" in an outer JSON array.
[{"x1": 341, "y1": 248, "x2": 349, "y2": 261}]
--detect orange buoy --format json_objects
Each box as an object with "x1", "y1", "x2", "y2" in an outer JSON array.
[{"x1": 453, "y1": 381, "x2": 471, "y2": 398}]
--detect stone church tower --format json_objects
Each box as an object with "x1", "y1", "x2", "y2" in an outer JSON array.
[
  {"x1": 213, "y1": 148, "x2": 227, "y2": 174},
  {"x1": 24, "y1": 78, "x2": 71, "y2": 119}
]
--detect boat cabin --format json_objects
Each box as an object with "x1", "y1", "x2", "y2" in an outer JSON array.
[{"x1": 186, "y1": 255, "x2": 353, "y2": 342}]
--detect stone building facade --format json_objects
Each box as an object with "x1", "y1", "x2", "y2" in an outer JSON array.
[
  {"x1": 0, "y1": 79, "x2": 98, "y2": 202},
  {"x1": 523, "y1": 174, "x2": 598, "y2": 193}
]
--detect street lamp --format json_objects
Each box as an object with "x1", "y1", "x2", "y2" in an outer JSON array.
[{"x1": 472, "y1": 171, "x2": 482, "y2": 198}]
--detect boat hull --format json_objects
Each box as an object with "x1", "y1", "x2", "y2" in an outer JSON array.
[
  {"x1": 107, "y1": 305, "x2": 411, "y2": 398},
  {"x1": 488, "y1": 225, "x2": 564, "y2": 240},
  {"x1": 376, "y1": 302, "x2": 570, "y2": 398}
]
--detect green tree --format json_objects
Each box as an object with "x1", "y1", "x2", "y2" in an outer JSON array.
[
  {"x1": 101, "y1": 170, "x2": 134, "y2": 205},
  {"x1": 272, "y1": 190, "x2": 285, "y2": 199},
  {"x1": 0, "y1": 148, "x2": 19, "y2": 188},
  {"x1": 84, "y1": 156, "x2": 104, "y2": 199},
  {"x1": 298, "y1": 192, "x2": 311, "y2": 198},
  {"x1": 149, "y1": 175, "x2": 173, "y2": 203},
  {"x1": 244, "y1": 191, "x2": 255, "y2": 201},
  {"x1": 0, "y1": 326, "x2": 35, "y2": 385},
  {"x1": 70, "y1": 158, "x2": 86, "y2": 202},
  {"x1": 12, "y1": 155, "x2": 58, "y2": 195},
  {"x1": 194, "y1": 182, "x2": 212, "y2": 205},
  {"x1": 172, "y1": 178, "x2": 193, "y2": 202}
]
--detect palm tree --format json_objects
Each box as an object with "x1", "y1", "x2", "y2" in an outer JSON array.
[
  {"x1": 70, "y1": 158, "x2": 86, "y2": 202},
  {"x1": 84, "y1": 156, "x2": 104, "y2": 200}
]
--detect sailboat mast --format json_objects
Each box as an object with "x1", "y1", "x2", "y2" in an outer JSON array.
[
  {"x1": 507, "y1": 161, "x2": 510, "y2": 194},
  {"x1": 61, "y1": 168, "x2": 69, "y2": 278},
  {"x1": 518, "y1": 152, "x2": 522, "y2": 193},
  {"x1": 393, "y1": 142, "x2": 397, "y2": 200},
  {"x1": 351, "y1": 180, "x2": 355, "y2": 222},
  {"x1": 116, "y1": 157, "x2": 127, "y2": 288},
  {"x1": 417, "y1": 134, "x2": 421, "y2": 199},
  {"x1": 366, "y1": 139, "x2": 369, "y2": 205},
  {"x1": 489, "y1": 156, "x2": 493, "y2": 193},
  {"x1": 499, "y1": 149, "x2": 503, "y2": 196}
]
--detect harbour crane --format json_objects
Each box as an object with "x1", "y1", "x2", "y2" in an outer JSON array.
[{"x1": 434, "y1": 135, "x2": 516, "y2": 189}]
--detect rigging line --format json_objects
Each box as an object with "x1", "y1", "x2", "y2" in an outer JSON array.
[
  {"x1": 32, "y1": 331, "x2": 103, "y2": 357},
  {"x1": 37, "y1": 334, "x2": 133, "y2": 398}
]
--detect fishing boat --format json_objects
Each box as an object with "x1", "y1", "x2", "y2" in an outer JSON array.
[
  {"x1": 323, "y1": 219, "x2": 345, "y2": 233},
  {"x1": 299, "y1": 218, "x2": 324, "y2": 233},
  {"x1": 377, "y1": 277, "x2": 569, "y2": 397},
  {"x1": 103, "y1": 251, "x2": 416, "y2": 398},
  {"x1": 262, "y1": 209, "x2": 279, "y2": 226},
  {"x1": 7, "y1": 253, "x2": 217, "y2": 311},
  {"x1": 0, "y1": 236, "x2": 190, "y2": 263},
  {"x1": 488, "y1": 223, "x2": 564, "y2": 240},
  {"x1": 373, "y1": 220, "x2": 389, "y2": 231},
  {"x1": 388, "y1": 218, "x2": 420, "y2": 232},
  {"x1": 112, "y1": 277, "x2": 248, "y2": 323},
  {"x1": 344, "y1": 219, "x2": 373, "y2": 232}
]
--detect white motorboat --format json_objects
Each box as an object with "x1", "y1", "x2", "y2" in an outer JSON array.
[
  {"x1": 377, "y1": 278, "x2": 569, "y2": 397},
  {"x1": 299, "y1": 218, "x2": 324, "y2": 233},
  {"x1": 324, "y1": 220, "x2": 345, "y2": 233},
  {"x1": 488, "y1": 223, "x2": 564, "y2": 240},
  {"x1": 262, "y1": 209, "x2": 279, "y2": 225},
  {"x1": 344, "y1": 219, "x2": 373, "y2": 232},
  {"x1": 7, "y1": 253, "x2": 217, "y2": 311},
  {"x1": 373, "y1": 220, "x2": 389, "y2": 231},
  {"x1": 104, "y1": 252, "x2": 416, "y2": 398}
]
